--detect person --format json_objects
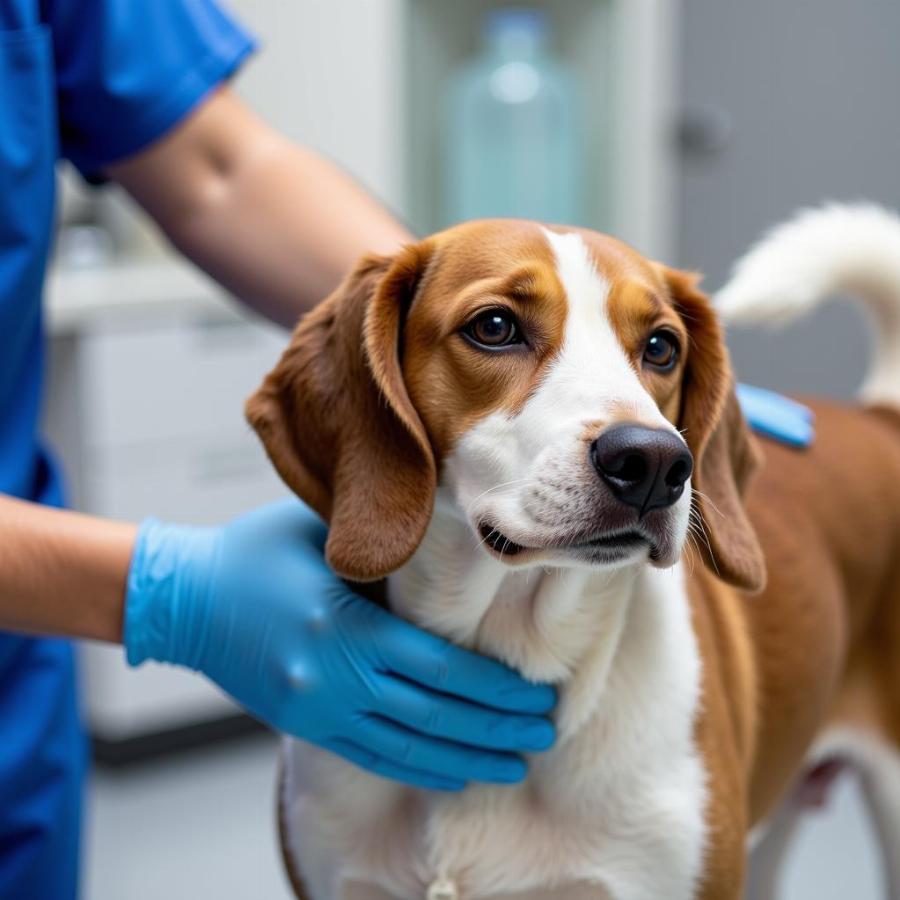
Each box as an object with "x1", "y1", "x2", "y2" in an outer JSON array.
[{"x1": 0, "y1": 1, "x2": 812, "y2": 897}]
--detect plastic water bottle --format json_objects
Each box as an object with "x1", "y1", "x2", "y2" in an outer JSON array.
[{"x1": 442, "y1": 9, "x2": 582, "y2": 227}]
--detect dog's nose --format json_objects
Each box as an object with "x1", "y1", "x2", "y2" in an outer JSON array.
[{"x1": 591, "y1": 425, "x2": 693, "y2": 514}]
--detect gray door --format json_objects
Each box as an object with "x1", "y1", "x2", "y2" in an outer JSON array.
[{"x1": 677, "y1": 1, "x2": 900, "y2": 399}]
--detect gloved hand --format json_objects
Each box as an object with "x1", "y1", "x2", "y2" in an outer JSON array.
[
  {"x1": 737, "y1": 383, "x2": 814, "y2": 448},
  {"x1": 124, "y1": 499, "x2": 557, "y2": 792}
]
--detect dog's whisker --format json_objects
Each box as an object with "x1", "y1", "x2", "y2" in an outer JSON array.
[
  {"x1": 691, "y1": 488, "x2": 726, "y2": 520},
  {"x1": 688, "y1": 513, "x2": 719, "y2": 576},
  {"x1": 469, "y1": 477, "x2": 531, "y2": 508},
  {"x1": 682, "y1": 534, "x2": 697, "y2": 575},
  {"x1": 475, "y1": 527, "x2": 502, "y2": 553}
]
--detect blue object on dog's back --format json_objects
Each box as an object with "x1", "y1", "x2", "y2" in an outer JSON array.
[{"x1": 736, "y1": 383, "x2": 815, "y2": 448}]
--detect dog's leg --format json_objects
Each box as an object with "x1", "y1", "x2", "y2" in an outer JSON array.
[
  {"x1": 854, "y1": 737, "x2": 900, "y2": 898},
  {"x1": 804, "y1": 729, "x2": 900, "y2": 899},
  {"x1": 744, "y1": 799, "x2": 804, "y2": 900},
  {"x1": 277, "y1": 759, "x2": 314, "y2": 900}
]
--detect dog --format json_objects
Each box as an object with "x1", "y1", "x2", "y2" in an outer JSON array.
[{"x1": 246, "y1": 205, "x2": 900, "y2": 900}]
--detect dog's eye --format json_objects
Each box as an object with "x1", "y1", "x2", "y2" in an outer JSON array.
[
  {"x1": 463, "y1": 310, "x2": 522, "y2": 349},
  {"x1": 643, "y1": 330, "x2": 680, "y2": 370}
]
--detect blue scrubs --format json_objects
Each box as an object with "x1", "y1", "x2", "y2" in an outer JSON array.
[{"x1": 0, "y1": 2, "x2": 253, "y2": 896}]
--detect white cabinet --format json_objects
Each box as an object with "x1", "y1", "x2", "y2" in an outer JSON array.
[{"x1": 75, "y1": 321, "x2": 289, "y2": 526}]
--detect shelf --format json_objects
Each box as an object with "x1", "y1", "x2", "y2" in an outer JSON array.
[{"x1": 45, "y1": 257, "x2": 253, "y2": 335}]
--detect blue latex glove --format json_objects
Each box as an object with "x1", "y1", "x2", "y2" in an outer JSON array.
[
  {"x1": 737, "y1": 383, "x2": 814, "y2": 448},
  {"x1": 124, "y1": 500, "x2": 557, "y2": 791}
]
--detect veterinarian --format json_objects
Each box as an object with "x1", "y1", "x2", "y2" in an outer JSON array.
[{"x1": 0, "y1": 1, "x2": 812, "y2": 897}]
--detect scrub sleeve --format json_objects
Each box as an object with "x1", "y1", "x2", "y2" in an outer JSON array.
[{"x1": 0, "y1": 2, "x2": 254, "y2": 897}]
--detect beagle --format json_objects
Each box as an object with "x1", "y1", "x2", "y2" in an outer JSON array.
[{"x1": 247, "y1": 205, "x2": 900, "y2": 900}]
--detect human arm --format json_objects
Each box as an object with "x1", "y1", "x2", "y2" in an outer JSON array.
[
  {"x1": 48, "y1": 0, "x2": 408, "y2": 327},
  {"x1": 0, "y1": 494, "x2": 135, "y2": 642},
  {"x1": 0, "y1": 496, "x2": 555, "y2": 790},
  {"x1": 107, "y1": 89, "x2": 412, "y2": 328}
]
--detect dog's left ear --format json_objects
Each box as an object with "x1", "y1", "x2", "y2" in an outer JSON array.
[{"x1": 659, "y1": 266, "x2": 767, "y2": 594}]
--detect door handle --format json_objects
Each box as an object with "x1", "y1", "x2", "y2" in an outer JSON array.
[{"x1": 677, "y1": 105, "x2": 735, "y2": 157}]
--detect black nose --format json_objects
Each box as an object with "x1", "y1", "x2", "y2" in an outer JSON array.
[{"x1": 591, "y1": 425, "x2": 693, "y2": 514}]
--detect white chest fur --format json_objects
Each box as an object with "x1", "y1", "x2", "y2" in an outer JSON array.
[{"x1": 281, "y1": 516, "x2": 708, "y2": 900}]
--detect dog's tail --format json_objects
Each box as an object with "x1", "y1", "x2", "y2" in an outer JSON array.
[{"x1": 715, "y1": 203, "x2": 900, "y2": 408}]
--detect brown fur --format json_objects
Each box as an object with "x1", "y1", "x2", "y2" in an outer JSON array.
[
  {"x1": 691, "y1": 402, "x2": 900, "y2": 896},
  {"x1": 249, "y1": 221, "x2": 900, "y2": 899}
]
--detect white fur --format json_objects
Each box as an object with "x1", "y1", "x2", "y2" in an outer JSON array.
[
  {"x1": 282, "y1": 231, "x2": 706, "y2": 899},
  {"x1": 715, "y1": 203, "x2": 900, "y2": 408}
]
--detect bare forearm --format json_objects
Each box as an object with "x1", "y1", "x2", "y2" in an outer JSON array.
[
  {"x1": 0, "y1": 495, "x2": 136, "y2": 643},
  {"x1": 165, "y1": 138, "x2": 409, "y2": 327},
  {"x1": 109, "y1": 90, "x2": 412, "y2": 328}
]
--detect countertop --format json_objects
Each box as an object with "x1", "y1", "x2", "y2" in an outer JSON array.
[{"x1": 46, "y1": 257, "x2": 244, "y2": 334}]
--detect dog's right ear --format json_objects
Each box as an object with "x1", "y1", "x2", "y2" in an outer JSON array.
[{"x1": 246, "y1": 243, "x2": 437, "y2": 582}]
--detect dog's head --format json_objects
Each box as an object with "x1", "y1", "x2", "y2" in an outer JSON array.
[{"x1": 247, "y1": 221, "x2": 765, "y2": 592}]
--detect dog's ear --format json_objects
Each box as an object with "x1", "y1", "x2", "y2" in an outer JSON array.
[
  {"x1": 246, "y1": 243, "x2": 437, "y2": 582},
  {"x1": 661, "y1": 266, "x2": 766, "y2": 593}
]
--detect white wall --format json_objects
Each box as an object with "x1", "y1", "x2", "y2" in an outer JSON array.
[{"x1": 227, "y1": 0, "x2": 406, "y2": 214}]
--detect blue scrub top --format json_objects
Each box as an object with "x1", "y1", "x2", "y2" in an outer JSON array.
[{"x1": 0, "y1": 2, "x2": 254, "y2": 896}]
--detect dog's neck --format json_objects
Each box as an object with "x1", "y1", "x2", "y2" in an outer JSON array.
[{"x1": 388, "y1": 493, "x2": 672, "y2": 740}]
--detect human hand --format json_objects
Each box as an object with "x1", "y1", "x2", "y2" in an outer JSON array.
[{"x1": 124, "y1": 500, "x2": 557, "y2": 791}]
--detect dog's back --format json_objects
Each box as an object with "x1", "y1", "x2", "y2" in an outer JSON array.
[{"x1": 747, "y1": 403, "x2": 900, "y2": 813}]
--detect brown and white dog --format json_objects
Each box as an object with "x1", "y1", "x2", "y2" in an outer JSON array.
[{"x1": 246, "y1": 204, "x2": 900, "y2": 900}]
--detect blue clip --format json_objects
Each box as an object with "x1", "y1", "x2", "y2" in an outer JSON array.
[{"x1": 736, "y1": 383, "x2": 815, "y2": 449}]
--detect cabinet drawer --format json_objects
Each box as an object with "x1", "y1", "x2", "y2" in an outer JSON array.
[
  {"x1": 81, "y1": 642, "x2": 237, "y2": 741},
  {"x1": 84, "y1": 434, "x2": 287, "y2": 524},
  {"x1": 80, "y1": 318, "x2": 286, "y2": 450}
]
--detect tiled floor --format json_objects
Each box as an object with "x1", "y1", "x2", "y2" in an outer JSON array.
[{"x1": 85, "y1": 733, "x2": 884, "y2": 900}]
